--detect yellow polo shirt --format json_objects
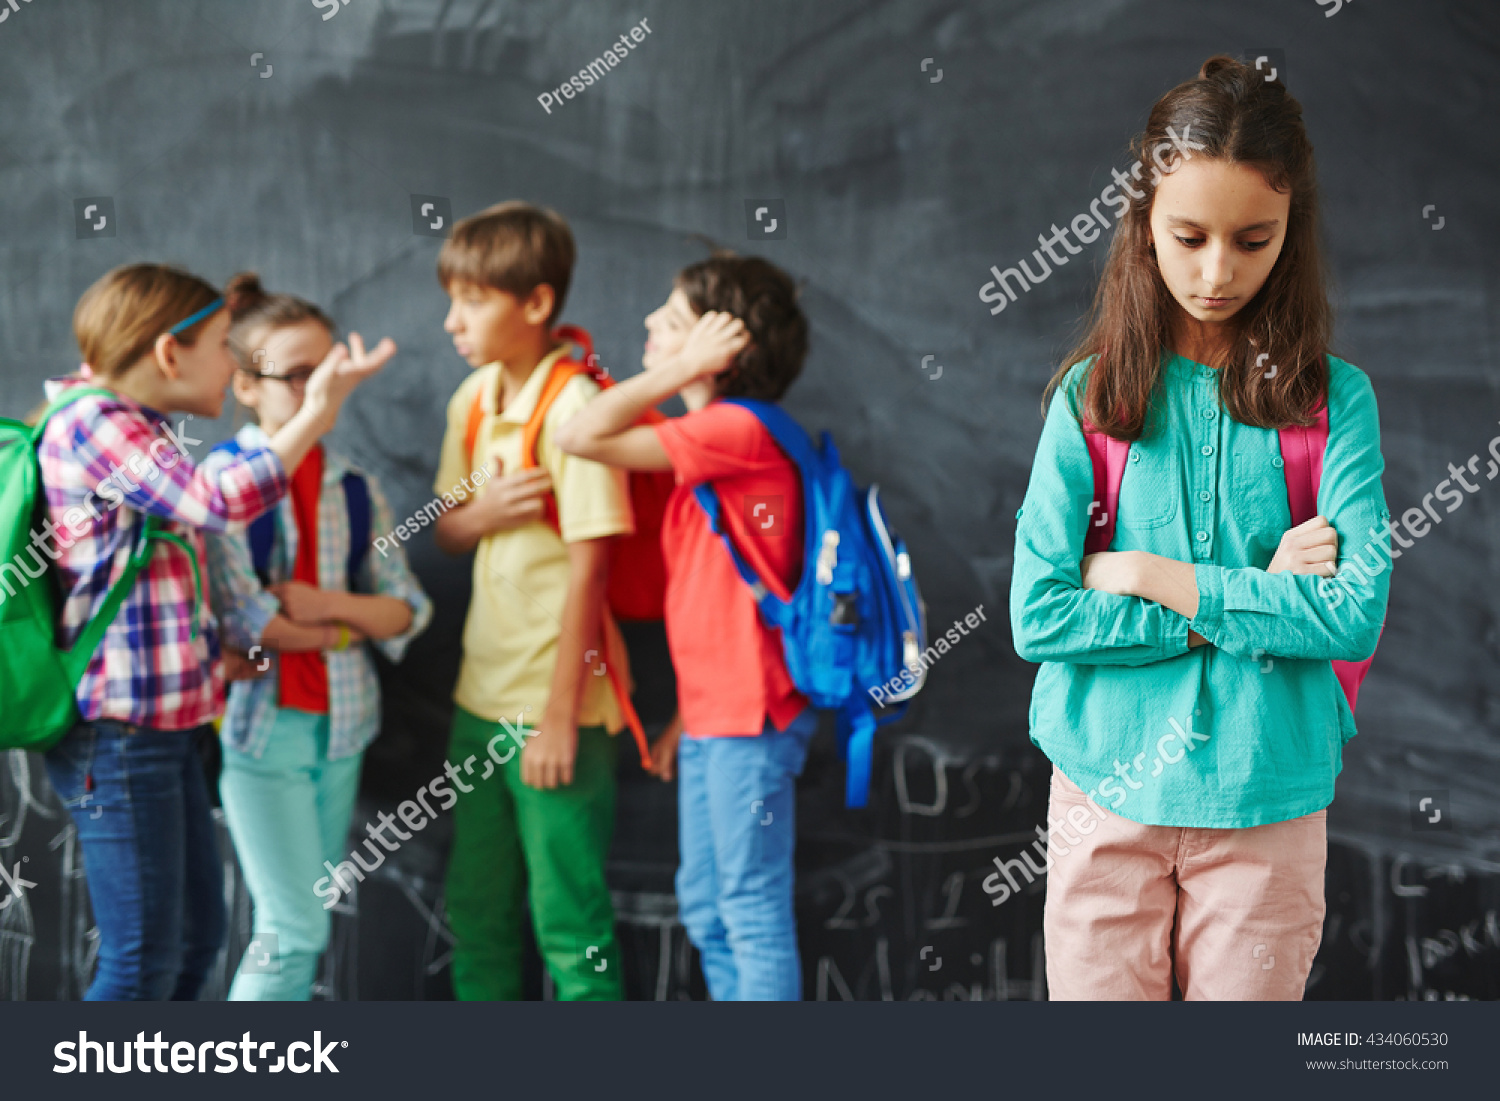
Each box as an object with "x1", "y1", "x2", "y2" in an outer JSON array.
[{"x1": 434, "y1": 346, "x2": 634, "y2": 730}]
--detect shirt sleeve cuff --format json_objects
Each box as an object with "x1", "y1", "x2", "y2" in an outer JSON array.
[
  {"x1": 229, "y1": 445, "x2": 289, "y2": 511},
  {"x1": 1189, "y1": 562, "x2": 1226, "y2": 641},
  {"x1": 374, "y1": 590, "x2": 432, "y2": 665},
  {"x1": 232, "y1": 591, "x2": 280, "y2": 652},
  {"x1": 1156, "y1": 603, "x2": 1192, "y2": 654}
]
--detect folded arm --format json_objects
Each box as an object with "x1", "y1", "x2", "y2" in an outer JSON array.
[{"x1": 1009, "y1": 369, "x2": 1196, "y2": 667}]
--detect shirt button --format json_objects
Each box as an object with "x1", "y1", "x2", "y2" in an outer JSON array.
[
  {"x1": 1200, "y1": 445, "x2": 1213, "y2": 456},
  {"x1": 1130, "y1": 451, "x2": 1141, "y2": 463},
  {"x1": 1203, "y1": 408, "x2": 1216, "y2": 418},
  {"x1": 1272, "y1": 457, "x2": 1284, "y2": 468},
  {"x1": 1199, "y1": 490, "x2": 1212, "y2": 501},
  {"x1": 1196, "y1": 531, "x2": 1209, "y2": 542}
]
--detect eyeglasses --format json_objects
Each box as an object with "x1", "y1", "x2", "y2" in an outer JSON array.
[{"x1": 243, "y1": 367, "x2": 317, "y2": 393}]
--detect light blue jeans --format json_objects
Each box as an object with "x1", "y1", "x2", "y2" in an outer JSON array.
[
  {"x1": 675, "y1": 709, "x2": 816, "y2": 1001},
  {"x1": 218, "y1": 707, "x2": 363, "y2": 1000}
]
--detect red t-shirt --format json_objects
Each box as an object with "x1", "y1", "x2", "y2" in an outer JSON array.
[
  {"x1": 278, "y1": 445, "x2": 329, "y2": 713},
  {"x1": 654, "y1": 403, "x2": 808, "y2": 737}
]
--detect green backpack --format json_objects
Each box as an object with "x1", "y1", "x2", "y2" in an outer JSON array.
[{"x1": 0, "y1": 386, "x2": 201, "y2": 752}]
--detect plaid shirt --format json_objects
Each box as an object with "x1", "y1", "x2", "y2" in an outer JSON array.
[
  {"x1": 204, "y1": 424, "x2": 432, "y2": 761},
  {"x1": 38, "y1": 377, "x2": 289, "y2": 731}
]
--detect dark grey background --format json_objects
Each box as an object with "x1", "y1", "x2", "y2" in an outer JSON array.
[{"x1": 1, "y1": 0, "x2": 1496, "y2": 1001}]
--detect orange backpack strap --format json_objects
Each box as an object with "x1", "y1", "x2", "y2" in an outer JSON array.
[
  {"x1": 603, "y1": 635, "x2": 652, "y2": 770},
  {"x1": 520, "y1": 359, "x2": 590, "y2": 471},
  {"x1": 463, "y1": 375, "x2": 490, "y2": 465}
]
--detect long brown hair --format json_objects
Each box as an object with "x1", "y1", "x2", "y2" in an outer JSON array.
[
  {"x1": 1046, "y1": 54, "x2": 1330, "y2": 439},
  {"x1": 73, "y1": 263, "x2": 221, "y2": 380}
]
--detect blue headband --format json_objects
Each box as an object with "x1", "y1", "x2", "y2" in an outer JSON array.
[{"x1": 167, "y1": 297, "x2": 225, "y2": 335}]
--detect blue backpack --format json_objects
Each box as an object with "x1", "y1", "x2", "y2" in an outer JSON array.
[
  {"x1": 693, "y1": 399, "x2": 928, "y2": 807},
  {"x1": 213, "y1": 440, "x2": 371, "y2": 589}
]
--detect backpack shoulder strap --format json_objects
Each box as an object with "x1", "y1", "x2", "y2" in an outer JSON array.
[
  {"x1": 1278, "y1": 404, "x2": 1328, "y2": 527},
  {"x1": 60, "y1": 517, "x2": 206, "y2": 682},
  {"x1": 520, "y1": 358, "x2": 591, "y2": 471},
  {"x1": 721, "y1": 398, "x2": 819, "y2": 470},
  {"x1": 343, "y1": 471, "x2": 371, "y2": 589},
  {"x1": 463, "y1": 373, "x2": 494, "y2": 465},
  {"x1": 29, "y1": 385, "x2": 119, "y2": 443},
  {"x1": 690, "y1": 399, "x2": 806, "y2": 618},
  {"x1": 1081, "y1": 420, "x2": 1128, "y2": 554},
  {"x1": 213, "y1": 438, "x2": 276, "y2": 584}
]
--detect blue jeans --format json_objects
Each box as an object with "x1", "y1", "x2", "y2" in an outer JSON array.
[
  {"x1": 44, "y1": 720, "x2": 227, "y2": 1000},
  {"x1": 675, "y1": 709, "x2": 816, "y2": 1001},
  {"x1": 219, "y1": 708, "x2": 363, "y2": 1000}
]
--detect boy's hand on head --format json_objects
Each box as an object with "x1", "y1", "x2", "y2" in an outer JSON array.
[
  {"x1": 673, "y1": 310, "x2": 751, "y2": 384},
  {"x1": 1267, "y1": 515, "x2": 1339, "y2": 576},
  {"x1": 521, "y1": 708, "x2": 578, "y2": 789},
  {"x1": 466, "y1": 467, "x2": 553, "y2": 536},
  {"x1": 303, "y1": 332, "x2": 398, "y2": 426}
]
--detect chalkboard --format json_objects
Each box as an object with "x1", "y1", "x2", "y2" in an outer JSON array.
[{"x1": 1, "y1": 0, "x2": 1497, "y2": 1001}]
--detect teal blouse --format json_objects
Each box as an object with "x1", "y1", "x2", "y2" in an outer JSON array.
[{"x1": 1009, "y1": 354, "x2": 1391, "y2": 828}]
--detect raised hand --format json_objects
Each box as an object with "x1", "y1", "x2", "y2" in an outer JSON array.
[{"x1": 303, "y1": 331, "x2": 398, "y2": 426}]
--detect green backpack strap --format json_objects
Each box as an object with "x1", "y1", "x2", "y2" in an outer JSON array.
[
  {"x1": 29, "y1": 384, "x2": 120, "y2": 443},
  {"x1": 59, "y1": 518, "x2": 206, "y2": 685},
  {"x1": 38, "y1": 383, "x2": 210, "y2": 684}
]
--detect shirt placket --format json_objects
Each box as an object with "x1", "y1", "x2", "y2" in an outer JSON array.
[{"x1": 1190, "y1": 364, "x2": 1220, "y2": 562}]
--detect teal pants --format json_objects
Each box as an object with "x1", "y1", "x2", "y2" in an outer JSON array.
[
  {"x1": 219, "y1": 708, "x2": 363, "y2": 1000},
  {"x1": 444, "y1": 705, "x2": 623, "y2": 1000}
]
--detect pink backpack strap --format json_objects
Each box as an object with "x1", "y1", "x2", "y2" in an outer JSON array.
[
  {"x1": 1277, "y1": 403, "x2": 1328, "y2": 526},
  {"x1": 1082, "y1": 420, "x2": 1129, "y2": 554},
  {"x1": 1279, "y1": 401, "x2": 1377, "y2": 710}
]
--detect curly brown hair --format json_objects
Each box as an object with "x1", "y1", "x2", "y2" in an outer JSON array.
[{"x1": 675, "y1": 253, "x2": 808, "y2": 401}]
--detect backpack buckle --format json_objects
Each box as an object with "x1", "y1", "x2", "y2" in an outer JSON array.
[
  {"x1": 816, "y1": 530, "x2": 840, "y2": 585},
  {"x1": 830, "y1": 592, "x2": 859, "y2": 627}
]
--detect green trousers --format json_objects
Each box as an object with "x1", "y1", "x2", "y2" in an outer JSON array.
[{"x1": 443, "y1": 705, "x2": 623, "y2": 1000}]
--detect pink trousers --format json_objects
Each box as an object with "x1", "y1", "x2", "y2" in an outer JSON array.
[{"x1": 1042, "y1": 766, "x2": 1327, "y2": 1000}]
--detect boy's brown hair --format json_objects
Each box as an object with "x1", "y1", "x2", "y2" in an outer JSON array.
[
  {"x1": 437, "y1": 201, "x2": 576, "y2": 325},
  {"x1": 676, "y1": 253, "x2": 808, "y2": 402}
]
